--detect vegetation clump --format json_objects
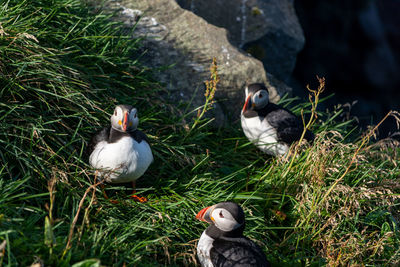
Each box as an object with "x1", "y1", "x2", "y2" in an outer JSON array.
[{"x1": 0, "y1": 0, "x2": 399, "y2": 266}]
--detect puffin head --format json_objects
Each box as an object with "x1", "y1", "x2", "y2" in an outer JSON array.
[
  {"x1": 196, "y1": 201, "x2": 245, "y2": 234},
  {"x1": 110, "y1": 105, "x2": 138, "y2": 132},
  {"x1": 242, "y1": 83, "x2": 270, "y2": 113}
]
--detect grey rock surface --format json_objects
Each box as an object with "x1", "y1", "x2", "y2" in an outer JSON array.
[
  {"x1": 103, "y1": 0, "x2": 291, "y2": 125},
  {"x1": 177, "y1": 0, "x2": 305, "y2": 82}
]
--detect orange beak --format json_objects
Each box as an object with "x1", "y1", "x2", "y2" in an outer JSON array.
[
  {"x1": 242, "y1": 95, "x2": 251, "y2": 113},
  {"x1": 196, "y1": 206, "x2": 211, "y2": 222},
  {"x1": 122, "y1": 112, "x2": 128, "y2": 131}
]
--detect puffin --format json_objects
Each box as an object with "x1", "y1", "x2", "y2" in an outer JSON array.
[
  {"x1": 196, "y1": 201, "x2": 270, "y2": 267},
  {"x1": 88, "y1": 105, "x2": 153, "y2": 202},
  {"x1": 241, "y1": 83, "x2": 314, "y2": 156}
]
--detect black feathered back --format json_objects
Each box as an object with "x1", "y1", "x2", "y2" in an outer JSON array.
[
  {"x1": 210, "y1": 237, "x2": 270, "y2": 267},
  {"x1": 251, "y1": 103, "x2": 314, "y2": 144}
]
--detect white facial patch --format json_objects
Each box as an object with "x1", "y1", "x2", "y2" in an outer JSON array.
[
  {"x1": 252, "y1": 89, "x2": 269, "y2": 108},
  {"x1": 128, "y1": 108, "x2": 139, "y2": 130},
  {"x1": 111, "y1": 106, "x2": 125, "y2": 130},
  {"x1": 129, "y1": 108, "x2": 137, "y2": 121},
  {"x1": 115, "y1": 106, "x2": 123, "y2": 119},
  {"x1": 211, "y1": 208, "x2": 241, "y2": 232}
]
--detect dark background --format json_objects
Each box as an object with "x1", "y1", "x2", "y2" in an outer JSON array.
[{"x1": 292, "y1": 0, "x2": 400, "y2": 138}]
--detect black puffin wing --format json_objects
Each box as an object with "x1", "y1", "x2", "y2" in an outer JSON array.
[
  {"x1": 210, "y1": 238, "x2": 270, "y2": 267},
  {"x1": 86, "y1": 127, "x2": 110, "y2": 157},
  {"x1": 130, "y1": 129, "x2": 150, "y2": 144},
  {"x1": 263, "y1": 105, "x2": 305, "y2": 144}
]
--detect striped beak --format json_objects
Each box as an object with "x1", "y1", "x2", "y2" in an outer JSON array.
[
  {"x1": 122, "y1": 112, "x2": 128, "y2": 131},
  {"x1": 242, "y1": 95, "x2": 252, "y2": 113},
  {"x1": 196, "y1": 206, "x2": 213, "y2": 223}
]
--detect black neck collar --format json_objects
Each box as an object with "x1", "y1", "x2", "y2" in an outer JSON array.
[
  {"x1": 205, "y1": 224, "x2": 245, "y2": 239},
  {"x1": 243, "y1": 102, "x2": 279, "y2": 118},
  {"x1": 109, "y1": 127, "x2": 137, "y2": 143},
  {"x1": 111, "y1": 126, "x2": 137, "y2": 133}
]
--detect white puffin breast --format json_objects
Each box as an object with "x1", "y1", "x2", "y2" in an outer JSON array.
[
  {"x1": 89, "y1": 136, "x2": 153, "y2": 183},
  {"x1": 241, "y1": 114, "x2": 289, "y2": 156},
  {"x1": 197, "y1": 231, "x2": 214, "y2": 267}
]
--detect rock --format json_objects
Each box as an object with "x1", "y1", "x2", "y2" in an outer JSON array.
[
  {"x1": 293, "y1": 0, "x2": 400, "y2": 133},
  {"x1": 290, "y1": 0, "x2": 400, "y2": 140},
  {"x1": 102, "y1": 0, "x2": 290, "y2": 125},
  {"x1": 176, "y1": 0, "x2": 305, "y2": 82},
  {"x1": 359, "y1": 1, "x2": 400, "y2": 91}
]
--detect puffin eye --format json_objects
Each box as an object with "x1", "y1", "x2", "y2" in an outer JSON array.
[
  {"x1": 219, "y1": 211, "x2": 224, "y2": 218},
  {"x1": 259, "y1": 93, "x2": 263, "y2": 98},
  {"x1": 114, "y1": 110, "x2": 117, "y2": 116},
  {"x1": 134, "y1": 113, "x2": 137, "y2": 118}
]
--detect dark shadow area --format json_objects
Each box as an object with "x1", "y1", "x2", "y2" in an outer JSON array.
[{"x1": 292, "y1": 0, "x2": 400, "y2": 138}]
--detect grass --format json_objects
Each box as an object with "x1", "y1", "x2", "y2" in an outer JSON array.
[{"x1": 1, "y1": 0, "x2": 400, "y2": 266}]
